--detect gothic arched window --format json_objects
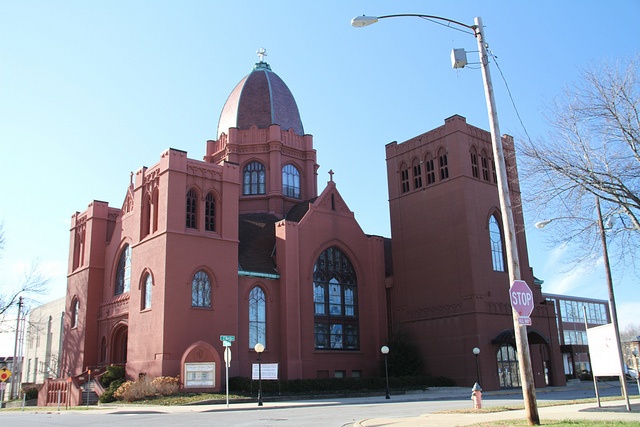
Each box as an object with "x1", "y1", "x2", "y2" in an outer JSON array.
[
  {"x1": 313, "y1": 247, "x2": 359, "y2": 350},
  {"x1": 186, "y1": 188, "x2": 197, "y2": 229},
  {"x1": 282, "y1": 164, "x2": 301, "y2": 198},
  {"x1": 114, "y1": 245, "x2": 131, "y2": 295},
  {"x1": 243, "y1": 162, "x2": 266, "y2": 195},
  {"x1": 71, "y1": 298, "x2": 79, "y2": 329},
  {"x1": 205, "y1": 192, "x2": 216, "y2": 232},
  {"x1": 192, "y1": 270, "x2": 211, "y2": 308},
  {"x1": 142, "y1": 272, "x2": 152, "y2": 310},
  {"x1": 489, "y1": 215, "x2": 506, "y2": 272},
  {"x1": 248, "y1": 286, "x2": 266, "y2": 348}
]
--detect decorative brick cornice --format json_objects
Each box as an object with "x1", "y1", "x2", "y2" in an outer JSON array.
[
  {"x1": 406, "y1": 303, "x2": 463, "y2": 320},
  {"x1": 98, "y1": 293, "x2": 130, "y2": 319}
]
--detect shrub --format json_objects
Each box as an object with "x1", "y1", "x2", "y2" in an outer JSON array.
[
  {"x1": 151, "y1": 376, "x2": 179, "y2": 395},
  {"x1": 22, "y1": 386, "x2": 39, "y2": 400},
  {"x1": 100, "y1": 365, "x2": 125, "y2": 388},
  {"x1": 113, "y1": 375, "x2": 180, "y2": 402},
  {"x1": 99, "y1": 378, "x2": 125, "y2": 403},
  {"x1": 114, "y1": 380, "x2": 136, "y2": 402}
]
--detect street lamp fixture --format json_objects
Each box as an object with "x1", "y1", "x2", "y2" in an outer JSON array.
[
  {"x1": 352, "y1": 13, "x2": 539, "y2": 424},
  {"x1": 381, "y1": 345, "x2": 390, "y2": 399},
  {"x1": 472, "y1": 347, "x2": 481, "y2": 386},
  {"x1": 534, "y1": 219, "x2": 554, "y2": 229},
  {"x1": 254, "y1": 343, "x2": 265, "y2": 406}
]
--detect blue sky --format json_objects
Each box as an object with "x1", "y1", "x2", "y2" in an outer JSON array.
[{"x1": 0, "y1": 1, "x2": 638, "y2": 355}]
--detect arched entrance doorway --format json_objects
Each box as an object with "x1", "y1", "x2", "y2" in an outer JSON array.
[
  {"x1": 110, "y1": 323, "x2": 128, "y2": 364},
  {"x1": 492, "y1": 328, "x2": 553, "y2": 388}
]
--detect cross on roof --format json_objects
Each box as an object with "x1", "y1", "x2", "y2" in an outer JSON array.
[
  {"x1": 328, "y1": 169, "x2": 334, "y2": 182},
  {"x1": 257, "y1": 47, "x2": 267, "y2": 62}
]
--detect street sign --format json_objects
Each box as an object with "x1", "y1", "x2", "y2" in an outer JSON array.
[
  {"x1": 222, "y1": 340, "x2": 231, "y2": 347},
  {"x1": 518, "y1": 317, "x2": 532, "y2": 326},
  {"x1": 0, "y1": 368, "x2": 11, "y2": 382},
  {"x1": 220, "y1": 335, "x2": 235, "y2": 343},
  {"x1": 510, "y1": 280, "x2": 534, "y2": 323}
]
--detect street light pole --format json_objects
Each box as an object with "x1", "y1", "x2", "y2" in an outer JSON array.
[
  {"x1": 536, "y1": 197, "x2": 631, "y2": 410},
  {"x1": 595, "y1": 197, "x2": 631, "y2": 410},
  {"x1": 474, "y1": 17, "x2": 539, "y2": 425},
  {"x1": 472, "y1": 347, "x2": 481, "y2": 385},
  {"x1": 254, "y1": 343, "x2": 265, "y2": 406},
  {"x1": 352, "y1": 13, "x2": 539, "y2": 425},
  {"x1": 381, "y1": 346, "x2": 390, "y2": 399}
]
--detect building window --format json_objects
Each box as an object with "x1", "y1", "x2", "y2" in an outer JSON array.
[
  {"x1": 243, "y1": 162, "x2": 266, "y2": 195},
  {"x1": 71, "y1": 298, "x2": 79, "y2": 328},
  {"x1": 192, "y1": 271, "x2": 211, "y2": 308},
  {"x1": 313, "y1": 246, "x2": 359, "y2": 350},
  {"x1": 151, "y1": 188, "x2": 159, "y2": 233},
  {"x1": 248, "y1": 286, "x2": 266, "y2": 349},
  {"x1": 282, "y1": 164, "x2": 301, "y2": 198},
  {"x1": 470, "y1": 150, "x2": 479, "y2": 178},
  {"x1": 141, "y1": 193, "x2": 151, "y2": 238},
  {"x1": 425, "y1": 155, "x2": 435, "y2": 185},
  {"x1": 186, "y1": 188, "x2": 197, "y2": 229},
  {"x1": 439, "y1": 152, "x2": 449, "y2": 180},
  {"x1": 73, "y1": 226, "x2": 85, "y2": 270},
  {"x1": 412, "y1": 160, "x2": 423, "y2": 189},
  {"x1": 489, "y1": 215, "x2": 505, "y2": 272},
  {"x1": 142, "y1": 273, "x2": 152, "y2": 310},
  {"x1": 491, "y1": 160, "x2": 498, "y2": 183},
  {"x1": 400, "y1": 164, "x2": 410, "y2": 194},
  {"x1": 481, "y1": 153, "x2": 490, "y2": 181},
  {"x1": 205, "y1": 192, "x2": 216, "y2": 232},
  {"x1": 115, "y1": 244, "x2": 131, "y2": 295}
]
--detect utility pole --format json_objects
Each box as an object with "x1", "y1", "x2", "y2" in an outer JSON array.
[
  {"x1": 11, "y1": 296, "x2": 23, "y2": 399},
  {"x1": 474, "y1": 17, "x2": 539, "y2": 425}
]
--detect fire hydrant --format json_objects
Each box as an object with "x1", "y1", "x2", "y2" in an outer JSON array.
[{"x1": 471, "y1": 382, "x2": 483, "y2": 409}]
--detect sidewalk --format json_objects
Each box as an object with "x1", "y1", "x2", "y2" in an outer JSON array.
[
  {"x1": 355, "y1": 400, "x2": 640, "y2": 426},
  {"x1": 355, "y1": 383, "x2": 640, "y2": 426}
]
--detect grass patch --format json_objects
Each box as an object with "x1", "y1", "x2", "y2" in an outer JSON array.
[
  {"x1": 125, "y1": 392, "x2": 249, "y2": 406},
  {"x1": 437, "y1": 395, "x2": 640, "y2": 415},
  {"x1": 470, "y1": 421, "x2": 639, "y2": 426}
]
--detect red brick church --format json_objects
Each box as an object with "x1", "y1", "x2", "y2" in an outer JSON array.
[{"x1": 59, "y1": 55, "x2": 564, "y2": 393}]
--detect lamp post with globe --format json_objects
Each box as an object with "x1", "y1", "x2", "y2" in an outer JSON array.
[
  {"x1": 254, "y1": 343, "x2": 265, "y2": 406},
  {"x1": 381, "y1": 346, "x2": 390, "y2": 399}
]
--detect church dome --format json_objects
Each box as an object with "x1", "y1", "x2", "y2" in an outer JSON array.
[{"x1": 217, "y1": 60, "x2": 305, "y2": 139}]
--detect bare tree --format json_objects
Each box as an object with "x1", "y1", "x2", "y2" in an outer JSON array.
[
  {"x1": 0, "y1": 224, "x2": 50, "y2": 319},
  {"x1": 518, "y1": 55, "x2": 640, "y2": 272},
  {"x1": 621, "y1": 323, "x2": 640, "y2": 343}
]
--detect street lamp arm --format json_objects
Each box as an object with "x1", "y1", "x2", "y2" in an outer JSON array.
[{"x1": 351, "y1": 14, "x2": 476, "y2": 34}]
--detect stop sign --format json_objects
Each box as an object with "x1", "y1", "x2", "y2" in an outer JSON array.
[{"x1": 509, "y1": 280, "x2": 534, "y2": 317}]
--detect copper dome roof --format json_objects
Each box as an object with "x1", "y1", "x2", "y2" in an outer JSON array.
[{"x1": 217, "y1": 62, "x2": 304, "y2": 139}]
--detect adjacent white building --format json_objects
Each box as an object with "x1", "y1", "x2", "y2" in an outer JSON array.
[{"x1": 22, "y1": 297, "x2": 65, "y2": 384}]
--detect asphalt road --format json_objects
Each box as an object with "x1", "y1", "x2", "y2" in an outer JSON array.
[{"x1": 1, "y1": 382, "x2": 636, "y2": 427}]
